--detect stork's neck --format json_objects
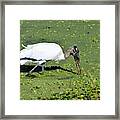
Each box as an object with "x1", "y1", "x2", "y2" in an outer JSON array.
[{"x1": 64, "y1": 48, "x2": 72, "y2": 59}]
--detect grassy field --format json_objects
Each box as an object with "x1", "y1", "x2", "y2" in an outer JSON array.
[{"x1": 20, "y1": 20, "x2": 100, "y2": 100}]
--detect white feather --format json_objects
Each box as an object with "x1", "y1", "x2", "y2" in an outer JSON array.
[{"x1": 20, "y1": 43, "x2": 65, "y2": 65}]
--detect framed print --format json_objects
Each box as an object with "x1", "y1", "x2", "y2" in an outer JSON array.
[{"x1": 0, "y1": 0, "x2": 119, "y2": 119}]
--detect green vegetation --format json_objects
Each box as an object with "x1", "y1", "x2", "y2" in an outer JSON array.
[{"x1": 20, "y1": 20, "x2": 100, "y2": 100}]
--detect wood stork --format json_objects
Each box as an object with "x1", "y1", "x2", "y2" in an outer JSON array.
[{"x1": 20, "y1": 43, "x2": 70, "y2": 74}]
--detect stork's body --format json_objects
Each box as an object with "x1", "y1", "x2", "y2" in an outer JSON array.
[
  {"x1": 20, "y1": 43, "x2": 65, "y2": 74},
  {"x1": 20, "y1": 43, "x2": 65, "y2": 65}
]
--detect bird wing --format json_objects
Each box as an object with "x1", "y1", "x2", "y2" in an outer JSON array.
[{"x1": 20, "y1": 43, "x2": 65, "y2": 65}]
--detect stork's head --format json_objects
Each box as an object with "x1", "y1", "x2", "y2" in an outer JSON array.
[
  {"x1": 73, "y1": 45, "x2": 77, "y2": 48},
  {"x1": 73, "y1": 45, "x2": 79, "y2": 51},
  {"x1": 73, "y1": 45, "x2": 78, "y2": 50}
]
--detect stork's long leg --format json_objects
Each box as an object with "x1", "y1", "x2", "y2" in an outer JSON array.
[
  {"x1": 76, "y1": 63, "x2": 81, "y2": 75},
  {"x1": 28, "y1": 62, "x2": 40, "y2": 74},
  {"x1": 27, "y1": 62, "x2": 45, "y2": 75},
  {"x1": 75, "y1": 60, "x2": 81, "y2": 75}
]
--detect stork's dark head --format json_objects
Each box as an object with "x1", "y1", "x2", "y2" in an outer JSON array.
[{"x1": 73, "y1": 45, "x2": 77, "y2": 49}]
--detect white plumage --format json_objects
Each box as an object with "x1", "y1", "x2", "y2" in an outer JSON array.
[{"x1": 20, "y1": 43, "x2": 65, "y2": 65}]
